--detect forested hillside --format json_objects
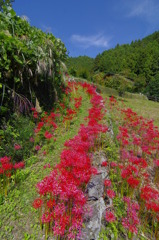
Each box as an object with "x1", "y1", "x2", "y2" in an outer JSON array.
[
  {"x1": 93, "y1": 31, "x2": 159, "y2": 96},
  {"x1": 66, "y1": 56, "x2": 94, "y2": 80},
  {"x1": 67, "y1": 31, "x2": 159, "y2": 99}
]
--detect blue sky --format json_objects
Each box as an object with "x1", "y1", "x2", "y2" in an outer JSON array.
[{"x1": 13, "y1": 0, "x2": 159, "y2": 58}]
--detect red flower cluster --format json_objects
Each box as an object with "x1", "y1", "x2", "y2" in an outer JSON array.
[
  {"x1": 105, "y1": 211, "x2": 116, "y2": 222},
  {"x1": 107, "y1": 97, "x2": 159, "y2": 236},
  {"x1": 44, "y1": 131, "x2": 52, "y2": 139},
  {"x1": 33, "y1": 82, "x2": 108, "y2": 239},
  {"x1": 31, "y1": 107, "x2": 39, "y2": 119},
  {"x1": 74, "y1": 96, "x2": 82, "y2": 110},
  {"x1": 0, "y1": 156, "x2": 25, "y2": 173},
  {"x1": 14, "y1": 144, "x2": 22, "y2": 150},
  {"x1": 0, "y1": 156, "x2": 25, "y2": 195},
  {"x1": 122, "y1": 197, "x2": 140, "y2": 234}
]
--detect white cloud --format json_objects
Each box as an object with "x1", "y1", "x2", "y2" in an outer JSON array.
[
  {"x1": 128, "y1": 0, "x2": 154, "y2": 17},
  {"x1": 125, "y1": 0, "x2": 159, "y2": 22},
  {"x1": 71, "y1": 33, "x2": 110, "y2": 49}
]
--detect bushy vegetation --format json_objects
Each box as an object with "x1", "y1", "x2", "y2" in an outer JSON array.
[
  {"x1": 0, "y1": 4, "x2": 68, "y2": 193},
  {"x1": 0, "y1": 5, "x2": 67, "y2": 122},
  {"x1": 93, "y1": 73, "x2": 134, "y2": 96},
  {"x1": 0, "y1": 114, "x2": 35, "y2": 160},
  {"x1": 0, "y1": 0, "x2": 14, "y2": 10}
]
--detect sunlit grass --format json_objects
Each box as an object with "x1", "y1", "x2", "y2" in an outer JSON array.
[
  {"x1": 121, "y1": 98, "x2": 159, "y2": 128},
  {"x1": 102, "y1": 89, "x2": 159, "y2": 128}
]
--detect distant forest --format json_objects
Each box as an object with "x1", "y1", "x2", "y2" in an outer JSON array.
[{"x1": 66, "y1": 31, "x2": 159, "y2": 99}]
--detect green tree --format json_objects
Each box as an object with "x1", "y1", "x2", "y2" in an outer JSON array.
[
  {"x1": 92, "y1": 31, "x2": 159, "y2": 98},
  {"x1": 69, "y1": 67, "x2": 77, "y2": 77},
  {"x1": 133, "y1": 75, "x2": 146, "y2": 92},
  {"x1": 0, "y1": 0, "x2": 14, "y2": 10},
  {"x1": 66, "y1": 56, "x2": 94, "y2": 79},
  {"x1": 145, "y1": 73, "x2": 159, "y2": 100},
  {"x1": 78, "y1": 69, "x2": 89, "y2": 79}
]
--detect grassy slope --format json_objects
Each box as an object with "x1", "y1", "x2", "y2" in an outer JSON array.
[
  {"x1": 1, "y1": 81, "x2": 159, "y2": 240},
  {"x1": 101, "y1": 90, "x2": 159, "y2": 128},
  {"x1": 0, "y1": 87, "x2": 91, "y2": 240},
  {"x1": 122, "y1": 98, "x2": 159, "y2": 128}
]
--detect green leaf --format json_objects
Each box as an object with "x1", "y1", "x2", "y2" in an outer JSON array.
[{"x1": 14, "y1": 77, "x2": 20, "y2": 83}]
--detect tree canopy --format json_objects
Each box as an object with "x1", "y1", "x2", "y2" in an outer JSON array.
[
  {"x1": 66, "y1": 56, "x2": 94, "y2": 80},
  {"x1": 93, "y1": 31, "x2": 159, "y2": 96}
]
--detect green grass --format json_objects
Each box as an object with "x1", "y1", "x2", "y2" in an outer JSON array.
[
  {"x1": 120, "y1": 97, "x2": 159, "y2": 128},
  {"x1": 0, "y1": 87, "x2": 91, "y2": 240},
  {"x1": 100, "y1": 85, "x2": 159, "y2": 128}
]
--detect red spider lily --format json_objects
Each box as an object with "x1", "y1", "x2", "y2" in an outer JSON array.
[
  {"x1": 0, "y1": 156, "x2": 25, "y2": 196},
  {"x1": 14, "y1": 161, "x2": 25, "y2": 169},
  {"x1": 122, "y1": 197, "x2": 140, "y2": 234},
  {"x1": 33, "y1": 111, "x2": 38, "y2": 119},
  {"x1": 37, "y1": 121, "x2": 44, "y2": 129},
  {"x1": 64, "y1": 136, "x2": 92, "y2": 153},
  {"x1": 44, "y1": 131, "x2": 52, "y2": 139},
  {"x1": 140, "y1": 185, "x2": 159, "y2": 202},
  {"x1": 43, "y1": 163, "x2": 51, "y2": 169},
  {"x1": 74, "y1": 96, "x2": 82, "y2": 110},
  {"x1": 145, "y1": 202, "x2": 159, "y2": 213},
  {"x1": 30, "y1": 107, "x2": 36, "y2": 111},
  {"x1": 107, "y1": 95, "x2": 159, "y2": 237},
  {"x1": 34, "y1": 128, "x2": 41, "y2": 133},
  {"x1": 154, "y1": 159, "x2": 159, "y2": 167},
  {"x1": 129, "y1": 157, "x2": 148, "y2": 169},
  {"x1": 107, "y1": 189, "x2": 116, "y2": 198},
  {"x1": 5, "y1": 172, "x2": 12, "y2": 178},
  {"x1": 109, "y1": 96, "x2": 117, "y2": 104},
  {"x1": 101, "y1": 161, "x2": 108, "y2": 167},
  {"x1": 31, "y1": 107, "x2": 39, "y2": 119},
  {"x1": 67, "y1": 108, "x2": 76, "y2": 116},
  {"x1": 104, "y1": 179, "x2": 111, "y2": 187},
  {"x1": 121, "y1": 165, "x2": 138, "y2": 178},
  {"x1": 51, "y1": 121, "x2": 57, "y2": 129},
  {"x1": 33, "y1": 198, "x2": 43, "y2": 209},
  {"x1": 33, "y1": 81, "x2": 109, "y2": 239},
  {"x1": 43, "y1": 151, "x2": 47, "y2": 155},
  {"x1": 29, "y1": 137, "x2": 34, "y2": 142},
  {"x1": 35, "y1": 145, "x2": 41, "y2": 151},
  {"x1": 14, "y1": 144, "x2": 22, "y2": 150},
  {"x1": 110, "y1": 162, "x2": 118, "y2": 168},
  {"x1": 2, "y1": 162, "x2": 13, "y2": 171},
  {"x1": 127, "y1": 176, "x2": 140, "y2": 189},
  {"x1": 105, "y1": 211, "x2": 116, "y2": 222},
  {"x1": 133, "y1": 136, "x2": 141, "y2": 146},
  {"x1": 42, "y1": 211, "x2": 53, "y2": 223},
  {"x1": 0, "y1": 167, "x2": 4, "y2": 174},
  {"x1": 0, "y1": 156, "x2": 11, "y2": 164},
  {"x1": 86, "y1": 86, "x2": 96, "y2": 96},
  {"x1": 47, "y1": 199, "x2": 56, "y2": 209}
]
